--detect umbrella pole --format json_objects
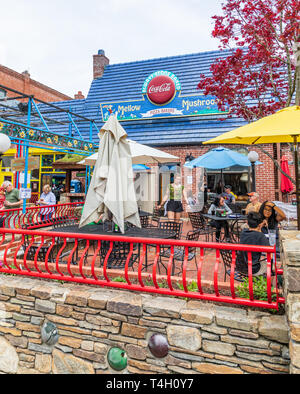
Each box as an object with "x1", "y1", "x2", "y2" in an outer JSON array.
[
  {"x1": 293, "y1": 136, "x2": 300, "y2": 230},
  {"x1": 221, "y1": 169, "x2": 224, "y2": 193}
]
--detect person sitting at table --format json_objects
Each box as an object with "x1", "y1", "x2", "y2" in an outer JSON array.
[
  {"x1": 37, "y1": 184, "x2": 56, "y2": 222},
  {"x1": 245, "y1": 192, "x2": 262, "y2": 214},
  {"x1": 259, "y1": 200, "x2": 286, "y2": 256},
  {"x1": 208, "y1": 196, "x2": 232, "y2": 242},
  {"x1": 222, "y1": 185, "x2": 236, "y2": 204},
  {"x1": 238, "y1": 211, "x2": 270, "y2": 275},
  {"x1": 0, "y1": 187, "x2": 6, "y2": 228}
]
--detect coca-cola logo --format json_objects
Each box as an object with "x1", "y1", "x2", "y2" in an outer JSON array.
[{"x1": 147, "y1": 75, "x2": 176, "y2": 105}]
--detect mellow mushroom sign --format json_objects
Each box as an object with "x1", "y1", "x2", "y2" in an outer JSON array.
[{"x1": 100, "y1": 70, "x2": 228, "y2": 122}]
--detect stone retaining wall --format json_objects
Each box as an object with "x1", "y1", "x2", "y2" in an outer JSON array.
[
  {"x1": 0, "y1": 275, "x2": 289, "y2": 374},
  {"x1": 280, "y1": 230, "x2": 300, "y2": 373}
]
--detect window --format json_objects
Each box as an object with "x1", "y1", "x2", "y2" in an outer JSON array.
[
  {"x1": 1, "y1": 156, "x2": 12, "y2": 168},
  {"x1": 42, "y1": 155, "x2": 54, "y2": 167},
  {"x1": 207, "y1": 172, "x2": 249, "y2": 196},
  {"x1": 55, "y1": 154, "x2": 65, "y2": 161},
  {"x1": 31, "y1": 169, "x2": 40, "y2": 180}
]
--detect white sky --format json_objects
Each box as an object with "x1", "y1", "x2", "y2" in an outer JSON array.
[{"x1": 0, "y1": 0, "x2": 223, "y2": 98}]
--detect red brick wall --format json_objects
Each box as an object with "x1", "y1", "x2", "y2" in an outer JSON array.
[{"x1": 0, "y1": 65, "x2": 72, "y2": 102}]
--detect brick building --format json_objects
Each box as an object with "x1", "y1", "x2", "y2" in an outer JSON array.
[
  {"x1": 38, "y1": 49, "x2": 294, "y2": 205},
  {"x1": 0, "y1": 64, "x2": 83, "y2": 102},
  {"x1": 0, "y1": 64, "x2": 88, "y2": 195}
]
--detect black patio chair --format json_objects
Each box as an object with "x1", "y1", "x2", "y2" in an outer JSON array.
[
  {"x1": 188, "y1": 212, "x2": 216, "y2": 241},
  {"x1": 140, "y1": 215, "x2": 150, "y2": 228},
  {"x1": 158, "y1": 229, "x2": 201, "y2": 275},
  {"x1": 100, "y1": 240, "x2": 140, "y2": 270},
  {"x1": 52, "y1": 217, "x2": 79, "y2": 229},
  {"x1": 145, "y1": 206, "x2": 164, "y2": 228},
  {"x1": 158, "y1": 219, "x2": 183, "y2": 239},
  {"x1": 220, "y1": 248, "x2": 267, "y2": 282},
  {"x1": 22, "y1": 236, "x2": 54, "y2": 263},
  {"x1": 23, "y1": 234, "x2": 79, "y2": 266}
]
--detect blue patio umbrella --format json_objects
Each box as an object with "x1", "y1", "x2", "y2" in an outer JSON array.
[
  {"x1": 132, "y1": 164, "x2": 150, "y2": 172},
  {"x1": 159, "y1": 164, "x2": 178, "y2": 173},
  {"x1": 184, "y1": 146, "x2": 261, "y2": 169}
]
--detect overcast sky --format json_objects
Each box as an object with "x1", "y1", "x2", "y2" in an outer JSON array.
[{"x1": 1, "y1": 0, "x2": 224, "y2": 98}]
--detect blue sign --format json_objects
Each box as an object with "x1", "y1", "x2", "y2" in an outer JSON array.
[{"x1": 100, "y1": 71, "x2": 228, "y2": 122}]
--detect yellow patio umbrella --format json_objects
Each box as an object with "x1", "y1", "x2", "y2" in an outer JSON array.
[{"x1": 203, "y1": 106, "x2": 300, "y2": 229}]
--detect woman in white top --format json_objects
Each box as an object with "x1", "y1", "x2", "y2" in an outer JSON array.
[{"x1": 37, "y1": 184, "x2": 56, "y2": 222}]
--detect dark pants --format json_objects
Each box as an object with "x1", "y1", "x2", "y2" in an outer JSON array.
[
  {"x1": 0, "y1": 218, "x2": 4, "y2": 228},
  {"x1": 211, "y1": 220, "x2": 229, "y2": 240}
]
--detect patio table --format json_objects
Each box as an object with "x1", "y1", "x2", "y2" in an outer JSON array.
[
  {"x1": 49, "y1": 224, "x2": 176, "y2": 270},
  {"x1": 49, "y1": 223, "x2": 175, "y2": 238},
  {"x1": 202, "y1": 213, "x2": 247, "y2": 242},
  {"x1": 139, "y1": 210, "x2": 152, "y2": 217}
]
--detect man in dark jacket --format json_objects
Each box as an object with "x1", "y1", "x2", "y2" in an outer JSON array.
[{"x1": 238, "y1": 211, "x2": 269, "y2": 274}]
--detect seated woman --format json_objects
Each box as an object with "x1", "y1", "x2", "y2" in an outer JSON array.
[
  {"x1": 208, "y1": 196, "x2": 232, "y2": 241},
  {"x1": 259, "y1": 201, "x2": 286, "y2": 256},
  {"x1": 238, "y1": 212, "x2": 269, "y2": 275},
  {"x1": 37, "y1": 184, "x2": 56, "y2": 222}
]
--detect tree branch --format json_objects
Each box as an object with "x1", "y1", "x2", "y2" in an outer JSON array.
[{"x1": 255, "y1": 145, "x2": 296, "y2": 185}]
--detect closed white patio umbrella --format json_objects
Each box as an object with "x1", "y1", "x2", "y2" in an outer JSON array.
[{"x1": 79, "y1": 114, "x2": 141, "y2": 233}]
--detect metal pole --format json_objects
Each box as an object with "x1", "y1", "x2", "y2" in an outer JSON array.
[
  {"x1": 293, "y1": 136, "x2": 300, "y2": 230},
  {"x1": 22, "y1": 98, "x2": 31, "y2": 213},
  {"x1": 251, "y1": 162, "x2": 256, "y2": 192}
]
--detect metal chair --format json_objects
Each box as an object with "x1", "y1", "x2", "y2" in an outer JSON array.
[
  {"x1": 188, "y1": 212, "x2": 216, "y2": 241},
  {"x1": 158, "y1": 229, "x2": 201, "y2": 275},
  {"x1": 100, "y1": 240, "x2": 139, "y2": 269},
  {"x1": 146, "y1": 206, "x2": 164, "y2": 228},
  {"x1": 52, "y1": 217, "x2": 79, "y2": 229},
  {"x1": 22, "y1": 235, "x2": 55, "y2": 263},
  {"x1": 219, "y1": 249, "x2": 248, "y2": 282},
  {"x1": 158, "y1": 219, "x2": 183, "y2": 239},
  {"x1": 140, "y1": 215, "x2": 150, "y2": 228},
  {"x1": 220, "y1": 248, "x2": 267, "y2": 282}
]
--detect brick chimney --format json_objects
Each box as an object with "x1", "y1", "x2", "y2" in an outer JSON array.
[
  {"x1": 22, "y1": 70, "x2": 31, "y2": 95},
  {"x1": 74, "y1": 91, "x2": 85, "y2": 100},
  {"x1": 22, "y1": 70, "x2": 30, "y2": 79},
  {"x1": 93, "y1": 49, "x2": 109, "y2": 79}
]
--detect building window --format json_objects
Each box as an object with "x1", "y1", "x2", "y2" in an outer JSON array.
[
  {"x1": 42, "y1": 155, "x2": 54, "y2": 167},
  {"x1": 55, "y1": 154, "x2": 65, "y2": 161},
  {"x1": 0, "y1": 89, "x2": 6, "y2": 99},
  {"x1": 1, "y1": 156, "x2": 12, "y2": 168}
]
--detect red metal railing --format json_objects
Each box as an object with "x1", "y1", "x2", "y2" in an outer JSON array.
[
  {"x1": 0, "y1": 227, "x2": 284, "y2": 310},
  {"x1": 0, "y1": 202, "x2": 83, "y2": 229}
]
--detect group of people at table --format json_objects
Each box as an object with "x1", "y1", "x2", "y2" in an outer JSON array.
[
  {"x1": 158, "y1": 176, "x2": 286, "y2": 275},
  {"x1": 208, "y1": 188, "x2": 285, "y2": 241},
  {"x1": 0, "y1": 181, "x2": 56, "y2": 226}
]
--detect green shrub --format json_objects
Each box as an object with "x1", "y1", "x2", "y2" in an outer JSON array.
[
  {"x1": 177, "y1": 280, "x2": 198, "y2": 292},
  {"x1": 111, "y1": 276, "x2": 127, "y2": 283},
  {"x1": 237, "y1": 276, "x2": 277, "y2": 302}
]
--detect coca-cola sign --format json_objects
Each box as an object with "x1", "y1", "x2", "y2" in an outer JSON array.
[{"x1": 142, "y1": 71, "x2": 181, "y2": 105}]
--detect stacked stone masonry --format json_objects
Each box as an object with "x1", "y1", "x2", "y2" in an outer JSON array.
[
  {"x1": 0, "y1": 275, "x2": 290, "y2": 374},
  {"x1": 281, "y1": 230, "x2": 300, "y2": 374}
]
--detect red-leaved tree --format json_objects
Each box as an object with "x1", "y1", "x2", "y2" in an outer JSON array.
[{"x1": 198, "y1": 0, "x2": 300, "y2": 122}]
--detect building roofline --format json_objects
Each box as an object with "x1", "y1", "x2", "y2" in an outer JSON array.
[
  {"x1": 0, "y1": 64, "x2": 72, "y2": 100},
  {"x1": 108, "y1": 48, "x2": 233, "y2": 68}
]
